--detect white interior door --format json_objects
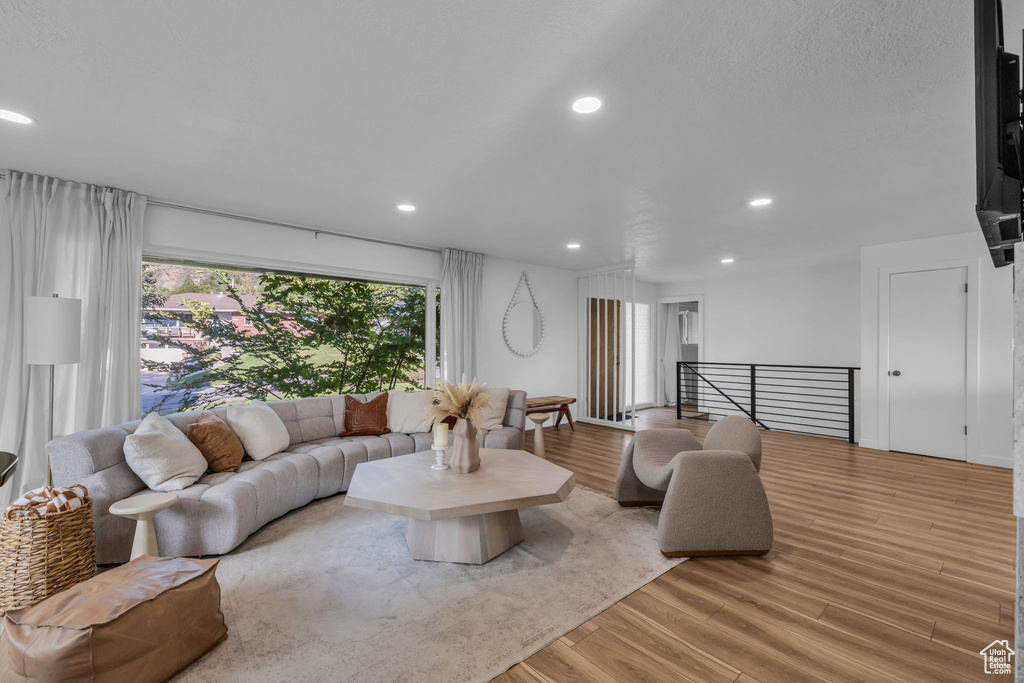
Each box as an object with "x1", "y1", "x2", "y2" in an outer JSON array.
[{"x1": 887, "y1": 267, "x2": 967, "y2": 460}]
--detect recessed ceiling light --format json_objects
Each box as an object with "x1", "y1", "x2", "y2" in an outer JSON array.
[
  {"x1": 0, "y1": 109, "x2": 34, "y2": 124},
  {"x1": 397, "y1": 204, "x2": 416, "y2": 212},
  {"x1": 749, "y1": 197, "x2": 772, "y2": 207},
  {"x1": 572, "y1": 97, "x2": 602, "y2": 114},
  {"x1": 721, "y1": 258, "x2": 735, "y2": 264},
  {"x1": 567, "y1": 243, "x2": 581, "y2": 249}
]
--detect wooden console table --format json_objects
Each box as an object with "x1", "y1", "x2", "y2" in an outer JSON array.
[{"x1": 526, "y1": 396, "x2": 576, "y2": 431}]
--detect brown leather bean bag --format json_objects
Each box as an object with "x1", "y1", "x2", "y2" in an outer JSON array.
[{"x1": 2, "y1": 555, "x2": 227, "y2": 682}]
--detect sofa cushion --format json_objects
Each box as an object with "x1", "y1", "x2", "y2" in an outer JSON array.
[
  {"x1": 342, "y1": 394, "x2": 391, "y2": 437},
  {"x1": 264, "y1": 452, "x2": 320, "y2": 509},
  {"x1": 481, "y1": 426, "x2": 523, "y2": 450},
  {"x1": 187, "y1": 412, "x2": 244, "y2": 472},
  {"x1": 148, "y1": 480, "x2": 257, "y2": 558},
  {"x1": 341, "y1": 434, "x2": 392, "y2": 461},
  {"x1": 292, "y1": 444, "x2": 346, "y2": 498},
  {"x1": 188, "y1": 453, "x2": 318, "y2": 536},
  {"x1": 411, "y1": 432, "x2": 434, "y2": 452},
  {"x1": 291, "y1": 397, "x2": 338, "y2": 443},
  {"x1": 124, "y1": 413, "x2": 208, "y2": 492},
  {"x1": 336, "y1": 440, "x2": 371, "y2": 490},
  {"x1": 381, "y1": 433, "x2": 416, "y2": 457},
  {"x1": 227, "y1": 401, "x2": 291, "y2": 460}
]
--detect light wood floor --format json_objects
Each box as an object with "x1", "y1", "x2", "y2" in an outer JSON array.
[{"x1": 495, "y1": 407, "x2": 1015, "y2": 683}]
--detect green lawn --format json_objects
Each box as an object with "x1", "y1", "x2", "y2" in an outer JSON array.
[{"x1": 164, "y1": 345, "x2": 422, "y2": 399}]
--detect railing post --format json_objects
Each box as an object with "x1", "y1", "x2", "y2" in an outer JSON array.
[
  {"x1": 847, "y1": 368, "x2": 855, "y2": 444},
  {"x1": 676, "y1": 362, "x2": 683, "y2": 420},
  {"x1": 750, "y1": 364, "x2": 757, "y2": 425}
]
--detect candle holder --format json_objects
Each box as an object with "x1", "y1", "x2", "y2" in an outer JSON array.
[{"x1": 431, "y1": 445, "x2": 449, "y2": 471}]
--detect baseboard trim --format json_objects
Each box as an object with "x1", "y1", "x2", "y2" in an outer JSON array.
[
  {"x1": 661, "y1": 549, "x2": 771, "y2": 558},
  {"x1": 857, "y1": 440, "x2": 880, "y2": 451},
  {"x1": 971, "y1": 454, "x2": 1012, "y2": 469}
]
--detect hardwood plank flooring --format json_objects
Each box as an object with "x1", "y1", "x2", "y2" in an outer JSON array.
[{"x1": 495, "y1": 407, "x2": 1014, "y2": 682}]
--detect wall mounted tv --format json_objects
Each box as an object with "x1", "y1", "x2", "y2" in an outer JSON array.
[{"x1": 976, "y1": 0, "x2": 1022, "y2": 267}]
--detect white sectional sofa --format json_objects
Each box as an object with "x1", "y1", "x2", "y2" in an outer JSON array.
[{"x1": 48, "y1": 391, "x2": 527, "y2": 564}]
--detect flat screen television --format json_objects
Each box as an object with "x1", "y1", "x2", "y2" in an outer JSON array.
[{"x1": 975, "y1": 0, "x2": 1022, "y2": 267}]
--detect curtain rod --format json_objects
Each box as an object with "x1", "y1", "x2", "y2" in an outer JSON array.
[
  {"x1": 146, "y1": 199, "x2": 443, "y2": 254},
  {"x1": 0, "y1": 171, "x2": 442, "y2": 254}
]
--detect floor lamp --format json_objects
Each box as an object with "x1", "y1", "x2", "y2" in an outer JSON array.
[{"x1": 25, "y1": 294, "x2": 82, "y2": 487}]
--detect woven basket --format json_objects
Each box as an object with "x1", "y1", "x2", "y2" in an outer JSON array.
[{"x1": 0, "y1": 485, "x2": 96, "y2": 613}]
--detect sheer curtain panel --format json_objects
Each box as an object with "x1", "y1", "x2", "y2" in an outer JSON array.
[
  {"x1": 0, "y1": 171, "x2": 146, "y2": 506},
  {"x1": 440, "y1": 248, "x2": 484, "y2": 384},
  {"x1": 663, "y1": 303, "x2": 681, "y2": 405}
]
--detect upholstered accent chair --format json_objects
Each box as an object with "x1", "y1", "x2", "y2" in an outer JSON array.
[{"x1": 615, "y1": 415, "x2": 773, "y2": 557}]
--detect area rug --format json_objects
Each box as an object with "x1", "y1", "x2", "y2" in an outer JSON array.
[{"x1": 176, "y1": 487, "x2": 683, "y2": 683}]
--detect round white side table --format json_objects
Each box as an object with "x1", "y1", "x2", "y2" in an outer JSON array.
[
  {"x1": 528, "y1": 413, "x2": 550, "y2": 459},
  {"x1": 109, "y1": 492, "x2": 178, "y2": 561}
]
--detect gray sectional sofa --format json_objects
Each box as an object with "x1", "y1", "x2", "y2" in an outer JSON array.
[{"x1": 48, "y1": 390, "x2": 527, "y2": 564}]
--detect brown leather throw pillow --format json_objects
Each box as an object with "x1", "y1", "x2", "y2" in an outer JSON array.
[
  {"x1": 342, "y1": 394, "x2": 391, "y2": 437},
  {"x1": 187, "y1": 412, "x2": 245, "y2": 472}
]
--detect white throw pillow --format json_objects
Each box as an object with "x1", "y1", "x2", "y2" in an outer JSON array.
[
  {"x1": 479, "y1": 387, "x2": 510, "y2": 430},
  {"x1": 226, "y1": 400, "x2": 291, "y2": 460},
  {"x1": 387, "y1": 390, "x2": 436, "y2": 434},
  {"x1": 124, "y1": 412, "x2": 208, "y2": 492}
]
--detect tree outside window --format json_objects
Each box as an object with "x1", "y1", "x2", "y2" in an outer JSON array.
[{"x1": 141, "y1": 262, "x2": 432, "y2": 414}]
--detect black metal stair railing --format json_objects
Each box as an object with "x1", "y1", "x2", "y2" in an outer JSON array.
[{"x1": 677, "y1": 361, "x2": 859, "y2": 443}]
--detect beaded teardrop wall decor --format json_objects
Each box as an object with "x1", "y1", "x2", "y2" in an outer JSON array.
[{"x1": 502, "y1": 271, "x2": 545, "y2": 357}]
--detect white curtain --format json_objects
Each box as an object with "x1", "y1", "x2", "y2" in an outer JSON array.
[
  {"x1": 440, "y1": 248, "x2": 484, "y2": 384},
  {"x1": 662, "y1": 303, "x2": 681, "y2": 405},
  {"x1": 0, "y1": 171, "x2": 146, "y2": 506}
]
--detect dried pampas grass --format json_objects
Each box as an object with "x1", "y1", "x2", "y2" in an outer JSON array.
[{"x1": 428, "y1": 380, "x2": 491, "y2": 425}]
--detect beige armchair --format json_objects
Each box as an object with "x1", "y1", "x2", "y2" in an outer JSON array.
[{"x1": 615, "y1": 416, "x2": 773, "y2": 557}]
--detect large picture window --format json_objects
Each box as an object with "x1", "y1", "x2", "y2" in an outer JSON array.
[{"x1": 141, "y1": 261, "x2": 433, "y2": 414}]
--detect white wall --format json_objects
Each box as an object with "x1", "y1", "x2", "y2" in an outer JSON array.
[
  {"x1": 145, "y1": 205, "x2": 579, "y2": 413},
  {"x1": 860, "y1": 232, "x2": 1012, "y2": 467},
  {"x1": 656, "y1": 258, "x2": 861, "y2": 367},
  {"x1": 477, "y1": 258, "x2": 578, "y2": 414},
  {"x1": 144, "y1": 205, "x2": 442, "y2": 284},
  {"x1": 654, "y1": 258, "x2": 860, "y2": 437}
]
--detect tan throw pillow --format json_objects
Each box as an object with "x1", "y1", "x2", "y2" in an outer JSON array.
[
  {"x1": 342, "y1": 394, "x2": 391, "y2": 437},
  {"x1": 187, "y1": 412, "x2": 244, "y2": 472},
  {"x1": 386, "y1": 390, "x2": 435, "y2": 434},
  {"x1": 479, "y1": 387, "x2": 510, "y2": 430}
]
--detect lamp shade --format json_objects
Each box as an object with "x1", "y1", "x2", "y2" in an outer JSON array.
[{"x1": 24, "y1": 296, "x2": 82, "y2": 365}]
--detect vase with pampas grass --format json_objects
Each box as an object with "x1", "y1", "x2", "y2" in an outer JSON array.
[{"x1": 428, "y1": 380, "x2": 491, "y2": 473}]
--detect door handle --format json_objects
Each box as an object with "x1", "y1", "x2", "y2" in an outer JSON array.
[{"x1": 889, "y1": 370, "x2": 901, "y2": 377}]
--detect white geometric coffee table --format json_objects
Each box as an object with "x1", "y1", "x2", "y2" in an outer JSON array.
[{"x1": 344, "y1": 449, "x2": 575, "y2": 564}]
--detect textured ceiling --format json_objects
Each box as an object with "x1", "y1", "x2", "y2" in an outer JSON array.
[{"x1": 0, "y1": 0, "x2": 1011, "y2": 281}]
